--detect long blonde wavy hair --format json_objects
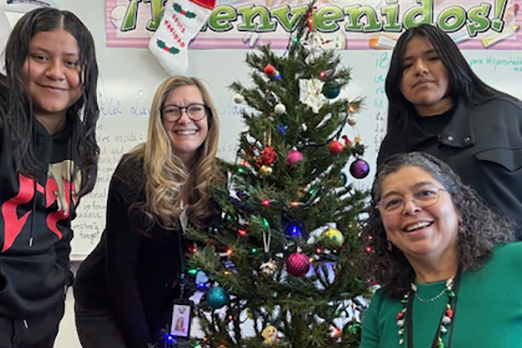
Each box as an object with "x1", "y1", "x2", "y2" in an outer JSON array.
[{"x1": 129, "y1": 76, "x2": 224, "y2": 229}]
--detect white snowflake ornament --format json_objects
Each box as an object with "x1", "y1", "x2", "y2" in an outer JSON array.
[{"x1": 299, "y1": 78, "x2": 325, "y2": 114}]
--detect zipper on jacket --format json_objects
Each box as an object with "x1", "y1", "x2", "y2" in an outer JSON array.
[{"x1": 28, "y1": 180, "x2": 37, "y2": 247}]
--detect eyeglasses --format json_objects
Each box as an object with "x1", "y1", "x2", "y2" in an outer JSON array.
[
  {"x1": 376, "y1": 187, "x2": 446, "y2": 216},
  {"x1": 161, "y1": 103, "x2": 209, "y2": 122}
]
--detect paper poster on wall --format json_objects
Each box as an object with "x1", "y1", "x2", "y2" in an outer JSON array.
[{"x1": 106, "y1": 0, "x2": 522, "y2": 49}]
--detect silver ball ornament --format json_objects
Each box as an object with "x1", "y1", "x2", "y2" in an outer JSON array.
[
  {"x1": 274, "y1": 103, "x2": 286, "y2": 115},
  {"x1": 233, "y1": 94, "x2": 245, "y2": 104}
]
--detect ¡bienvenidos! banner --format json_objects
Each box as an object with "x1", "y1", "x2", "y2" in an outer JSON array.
[{"x1": 106, "y1": 0, "x2": 521, "y2": 49}]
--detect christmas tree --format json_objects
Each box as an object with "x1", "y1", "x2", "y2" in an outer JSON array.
[{"x1": 183, "y1": 4, "x2": 371, "y2": 348}]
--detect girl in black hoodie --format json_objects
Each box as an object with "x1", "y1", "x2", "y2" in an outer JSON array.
[{"x1": 0, "y1": 8, "x2": 99, "y2": 347}]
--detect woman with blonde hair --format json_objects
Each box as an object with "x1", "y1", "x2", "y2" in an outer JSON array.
[{"x1": 73, "y1": 76, "x2": 224, "y2": 348}]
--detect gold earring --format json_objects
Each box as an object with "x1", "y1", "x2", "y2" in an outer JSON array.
[{"x1": 387, "y1": 239, "x2": 393, "y2": 252}]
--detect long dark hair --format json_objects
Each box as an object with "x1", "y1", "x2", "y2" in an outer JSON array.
[
  {"x1": 3, "y1": 7, "x2": 99, "y2": 197},
  {"x1": 363, "y1": 152, "x2": 515, "y2": 299},
  {"x1": 385, "y1": 24, "x2": 501, "y2": 131}
]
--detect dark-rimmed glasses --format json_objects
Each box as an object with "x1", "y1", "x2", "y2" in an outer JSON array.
[
  {"x1": 161, "y1": 103, "x2": 209, "y2": 122},
  {"x1": 376, "y1": 187, "x2": 446, "y2": 216}
]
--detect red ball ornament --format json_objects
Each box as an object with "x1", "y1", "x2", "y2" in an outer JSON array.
[
  {"x1": 329, "y1": 140, "x2": 344, "y2": 155},
  {"x1": 264, "y1": 64, "x2": 276, "y2": 76},
  {"x1": 286, "y1": 149, "x2": 303, "y2": 169},
  {"x1": 259, "y1": 147, "x2": 277, "y2": 166},
  {"x1": 349, "y1": 158, "x2": 370, "y2": 179},
  {"x1": 286, "y1": 252, "x2": 310, "y2": 277}
]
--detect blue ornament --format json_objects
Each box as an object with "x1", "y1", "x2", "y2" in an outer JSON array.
[
  {"x1": 206, "y1": 286, "x2": 229, "y2": 309},
  {"x1": 322, "y1": 83, "x2": 341, "y2": 99},
  {"x1": 340, "y1": 172, "x2": 348, "y2": 185},
  {"x1": 237, "y1": 191, "x2": 248, "y2": 201},
  {"x1": 196, "y1": 271, "x2": 209, "y2": 291},
  {"x1": 286, "y1": 223, "x2": 303, "y2": 238}
]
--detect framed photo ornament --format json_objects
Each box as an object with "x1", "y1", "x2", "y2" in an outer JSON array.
[{"x1": 170, "y1": 299, "x2": 194, "y2": 338}]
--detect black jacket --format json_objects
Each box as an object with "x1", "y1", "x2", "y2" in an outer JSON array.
[
  {"x1": 378, "y1": 95, "x2": 522, "y2": 238},
  {"x1": 74, "y1": 154, "x2": 185, "y2": 348},
  {"x1": 0, "y1": 83, "x2": 77, "y2": 318}
]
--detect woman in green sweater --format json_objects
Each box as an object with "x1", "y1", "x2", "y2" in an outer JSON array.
[{"x1": 360, "y1": 152, "x2": 521, "y2": 348}]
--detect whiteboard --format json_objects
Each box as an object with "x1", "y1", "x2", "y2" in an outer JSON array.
[{"x1": 44, "y1": 0, "x2": 522, "y2": 258}]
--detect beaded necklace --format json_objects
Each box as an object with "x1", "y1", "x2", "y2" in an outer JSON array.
[{"x1": 396, "y1": 267, "x2": 462, "y2": 348}]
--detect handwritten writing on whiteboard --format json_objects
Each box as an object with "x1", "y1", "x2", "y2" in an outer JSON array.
[
  {"x1": 72, "y1": 89, "x2": 150, "y2": 258},
  {"x1": 468, "y1": 56, "x2": 522, "y2": 72},
  {"x1": 371, "y1": 51, "x2": 390, "y2": 155}
]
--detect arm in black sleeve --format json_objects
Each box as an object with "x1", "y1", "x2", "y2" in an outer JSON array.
[
  {"x1": 105, "y1": 162, "x2": 152, "y2": 348},
  {"x1": 55, "y1": 224, "x2": 74, "y2": 287}
]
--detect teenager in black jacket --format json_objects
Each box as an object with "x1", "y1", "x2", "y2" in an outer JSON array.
[
  {"x1": 378, "y1": 24, "x2": 522, "y2": 239},
  {"x1": 74, "y1": 76, "x2": 225, "y2": 348},
  {"x1": 0, "y1": 8, "x2": 99, "y2": 348}
]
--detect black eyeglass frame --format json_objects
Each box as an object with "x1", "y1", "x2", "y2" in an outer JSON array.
[{"x1": 161, "y1": 103, "x2": 211, "y2": 122}]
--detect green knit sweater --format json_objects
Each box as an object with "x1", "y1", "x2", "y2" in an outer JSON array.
[{"x1": 360, "y1": 243, "x2": 522, "y2": 348}]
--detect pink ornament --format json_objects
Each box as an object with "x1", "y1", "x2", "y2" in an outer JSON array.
[
  {"x1": 286, "y1": 149, "x2": 303, "y2": 169},
  {"x1": 349, "y1": 158, "x2": 370, "y2": 179},
  {"x1": 286, "y1": 252, "x2": 310, "y2": 277}
]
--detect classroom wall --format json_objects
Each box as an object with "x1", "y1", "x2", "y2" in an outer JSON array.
[
  {"x1": 49, "y1": 0, "x2": 522, "y2": 259},
  {"x1": 2, "y1": 0, "x2": 520, "y2": 345}
]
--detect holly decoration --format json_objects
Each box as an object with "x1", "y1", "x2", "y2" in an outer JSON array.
[
  {"x1": 173, "y1": 2, "x2": 196, "y2": 18},
  {"x1": 155, "y1": 39, "x2": 180, "y2": 55},
  {"x1": 286, "y1": 252, "x2": 310, "y2": 277}
]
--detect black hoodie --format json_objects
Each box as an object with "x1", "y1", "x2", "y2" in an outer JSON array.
[{"x1": 0, "y1": 83, "x2": 78, "y2": 318}]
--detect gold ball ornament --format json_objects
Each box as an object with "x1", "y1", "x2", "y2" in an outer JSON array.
[
  {"x1": 321, "y1": 227, "x2": 344, "y2": 249},
  {"x1": 259, "y1": 165, "x2": 273, "y2": 176}
]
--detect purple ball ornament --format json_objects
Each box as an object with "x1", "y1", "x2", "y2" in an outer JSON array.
[{"x1": 349, "y1": 158, "x2": 370, "y2": 179}]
